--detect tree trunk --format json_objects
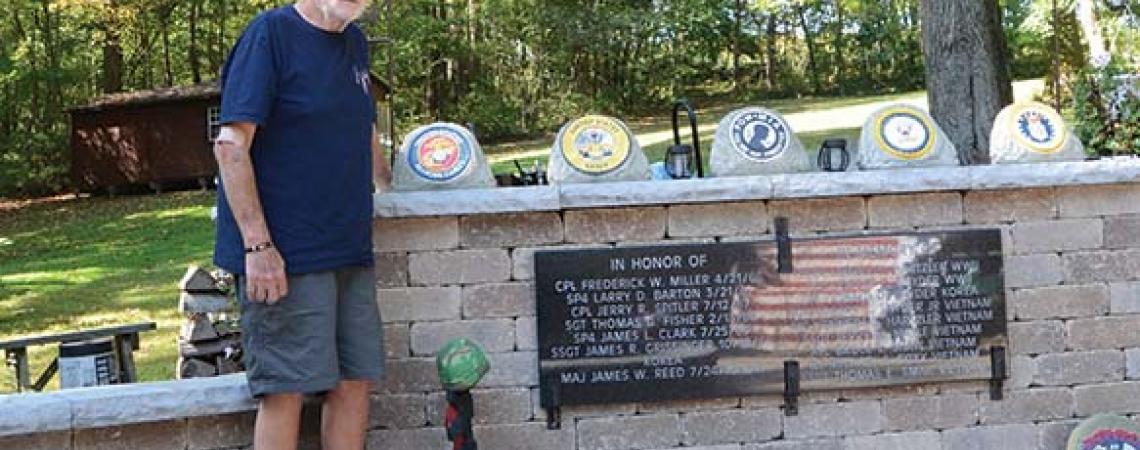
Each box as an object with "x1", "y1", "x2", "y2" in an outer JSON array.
[
  {"x1": 1074, "y1": 0, "x2": 1106, "y2": 66},
  {"x1": 732, "y1": 0, "x2": 742, "y2": 90},
  {"x1": 161, "y1": 17, "x2": 173, "y2": 86},
  {"x1": 189, "y1": 0, "x2": 201, "y2": 84},
  {"x1": 1051, "y1": 0, "x2": 1061, "y2": 109},
  {"x1": 920, "y1": 0, "x2": 1013, "y2": 165},
  {"x1": 797, "y1": 6, "x2": 821, "y2": 94},
  {"x1": 102, "y1": 3, "x2": 124, "y2": 93},
  {"x1": 765, "y1": 13, "x2": 778, "y2": 91},
  {"x1": 834, "y1": 0, "x2": 845, "y2": 95}
]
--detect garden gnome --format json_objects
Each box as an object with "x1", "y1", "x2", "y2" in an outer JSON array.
[{"x1": 437, "y1": 338, "x2": 491, "y2": 450}]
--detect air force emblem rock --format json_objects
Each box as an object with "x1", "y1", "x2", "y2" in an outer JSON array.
[{"x1": 990, "y1": 102, "x2": 1085, "y2": 163}]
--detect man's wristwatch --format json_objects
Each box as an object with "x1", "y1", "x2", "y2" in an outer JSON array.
[{"x1": 244, "y1": 241, "x2": 275, "y2": 254}]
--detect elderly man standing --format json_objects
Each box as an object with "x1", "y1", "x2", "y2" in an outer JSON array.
[{"x1": 212, "y1": 0, "x2": 389, "y2": 448}]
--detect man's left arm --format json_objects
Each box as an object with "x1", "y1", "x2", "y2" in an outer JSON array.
[{"x1": 372, "y1": 124, "x2": 393, "y2": 193}]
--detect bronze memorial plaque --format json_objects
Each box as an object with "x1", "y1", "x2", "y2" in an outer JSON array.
[{"x1": 535, "y1": 229, "x2": 1006, "y2": 411}]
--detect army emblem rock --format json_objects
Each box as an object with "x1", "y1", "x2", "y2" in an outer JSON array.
[
  {"x1": 561, "y1": 115, "x2": 632, "y2": 175},
  {"x1": 548, "y1": 115, "x2": 649, "y2": 184}
]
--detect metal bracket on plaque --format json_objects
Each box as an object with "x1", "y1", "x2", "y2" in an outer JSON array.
[
  {"x1": 990, "y1": 346, "x2": 1007, "y2": 401},
  {"x1": 783, "y1": 360, "x2": 800, "y2": 416},
  {"x1": 775, "y1": 217, "x2": 793, "y2": 274},
  {"x1": 542, "y1": 373, "x2": 562, "y2": 430}
]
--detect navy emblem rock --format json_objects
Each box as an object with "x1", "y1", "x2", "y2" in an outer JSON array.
[{"x1": 858, "y1": 104, "x2": 959, "y2": 169}]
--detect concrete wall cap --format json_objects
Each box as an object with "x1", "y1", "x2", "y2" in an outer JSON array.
[
  {"x1": 0, "y1": 374, "x2": 253, "y2": 436},
  {"x1": 374, "y1": 158, "x2": 1140, "y2": 218}
]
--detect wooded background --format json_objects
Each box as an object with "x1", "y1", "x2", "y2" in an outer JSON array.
[{"x1": 0, "y1": 0, "x2": 1131, "y2": 196}]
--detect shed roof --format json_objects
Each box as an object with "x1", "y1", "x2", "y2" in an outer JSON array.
[
  {"x1": 69, "y1": 74, "x2": 392, "y2": 113},
  {"x1": 69, "y1": 83, "x2": 221, "y2": 113}
]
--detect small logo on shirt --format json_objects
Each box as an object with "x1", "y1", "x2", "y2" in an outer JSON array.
[{"x1": 353, "y1": 66, "x2": 370, "y2": 96}]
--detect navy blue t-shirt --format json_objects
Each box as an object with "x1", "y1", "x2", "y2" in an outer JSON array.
[{"x1": 214, "y1": 6, "x2": 376, "y2": 275}]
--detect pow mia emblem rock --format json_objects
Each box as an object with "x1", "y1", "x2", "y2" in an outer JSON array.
[
  {"x1": 730, "y1": 110, "x2": 790, "y2": 162},
  {"x1": 858, "y1": 104, "x2": 959, "y2": 169},
  {"x1": 548, "y1": 114, "x2": 650, "y2": 184},
  {"x1": 1068, "y1": 414, "x2": 1140, "y2": 450},
  {"x1": 710, "y1": 107, "x2": 810, "y2": 177},
  {"x1": 392, "y1": 122, "x2": 496, "y2": 191},
  {"x1": 990, "y1": 102, "x2": 1085, "y2": 164}
]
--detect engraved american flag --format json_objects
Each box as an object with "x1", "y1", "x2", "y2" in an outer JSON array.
[{"x1": 729, "y1": 236, "x2": 917, "y2": 355}]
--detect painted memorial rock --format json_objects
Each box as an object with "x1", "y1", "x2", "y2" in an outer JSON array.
[
  {"x1": 548, "y1": 114, "x2": 650, "y2": 184},
  {"x1": 990, "y1": 102, "x2": 1086, "y2": 163},
  {"x1": 710, "y1": 107, "x2": 810, "y2": 177},
  {"x1": 1068, "y1": 414, "x2": 1140, "y2": 450},
  {"x1": 393, "y1": 122, "x2": 495, "y2": 191},
  {"x1": 858, "y1": 104, "x2": 959, "y2": 169}
]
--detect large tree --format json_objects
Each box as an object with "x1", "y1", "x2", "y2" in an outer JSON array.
[{"x1": 920, "y1": 0, "x2": 1014, "y2": 164}]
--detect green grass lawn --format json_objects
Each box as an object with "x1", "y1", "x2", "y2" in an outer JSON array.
[{"x1": 0, "y1": 191, "x2": 216, "y2": 392}]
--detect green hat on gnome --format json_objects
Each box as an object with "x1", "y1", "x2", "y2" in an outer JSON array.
[{"x1": 437, "y1": 338, "x2": 490, "y2": 450}]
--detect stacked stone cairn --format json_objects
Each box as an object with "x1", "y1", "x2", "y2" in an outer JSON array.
[{"x1": 176, "y1": 266, "x2": 243, "y2": 378}]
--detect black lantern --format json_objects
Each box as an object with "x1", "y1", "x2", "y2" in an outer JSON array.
[
  {"x1": 816, "y1": 138, "x2": 850, "y2": 172},
  {"x1": 665, "y1": 100, "x2": 704, "y2": 179},
  {"x1": 666, "y1": 144, "x2": 693, "y2": 179}
]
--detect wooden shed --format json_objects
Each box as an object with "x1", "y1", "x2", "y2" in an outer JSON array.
[
  {"x1": 68, "y1": 76, "x2": 392, "y2": 194},
  {"x1": 68, "y1": 84, "x2": 223, "y2": 193}
]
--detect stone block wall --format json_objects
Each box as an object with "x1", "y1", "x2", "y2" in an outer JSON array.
[
  {"x1": 362, "y1": 183, "x2": 1140, "y2": 450},
  {"x1": 2, "y1": 179, "x2": 1138, "y2": 450}
]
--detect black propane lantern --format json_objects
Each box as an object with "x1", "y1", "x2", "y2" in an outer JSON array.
[
  {"x1": 816, "y1": 138, "x2": 851, "y2": 172},
  {"x1": 666, "y1": 100, "x2": 705, "y2": 179}
]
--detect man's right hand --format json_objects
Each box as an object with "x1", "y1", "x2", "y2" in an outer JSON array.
[{"x1": 245, "y1": 247, "x2": 288, "y2": 304}]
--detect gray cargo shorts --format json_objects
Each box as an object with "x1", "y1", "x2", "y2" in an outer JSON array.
[{"x1": 238, "y1": 265, "x2": 384, "y2": 397}]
